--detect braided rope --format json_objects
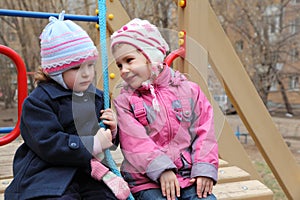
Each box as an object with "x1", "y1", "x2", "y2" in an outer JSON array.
[
  {"x1": 98, "y1": 1, "x2": 134, "y2": 199},
  {"x1": 98, "y1": 0, "x2": 120, "y2": 177}
]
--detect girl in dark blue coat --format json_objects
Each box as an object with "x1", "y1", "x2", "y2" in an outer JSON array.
[{"x1": 5, "y1": 11, "x2": 130, "y2": 200}]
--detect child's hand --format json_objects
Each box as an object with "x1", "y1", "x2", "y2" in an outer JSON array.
[
  {"x1": 95, "y1": 128, "x2": 113, "y2": 150},
  {"x1": 189, "y1": 176, "x2": 213, "y2": 198},
  {"x1": 100, "y1": 109, "x2": 117, "y2": 132},
  {"x1": 159, "y1": 170, "x2": 180, "y2": 200}
]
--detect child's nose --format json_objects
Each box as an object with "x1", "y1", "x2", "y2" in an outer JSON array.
[
  {"x1": 81, "y1": 66, "x2": 90, "y2": 76},
  {"x1": 120, "y1": 65, "x2": 130, "y2": 75}
]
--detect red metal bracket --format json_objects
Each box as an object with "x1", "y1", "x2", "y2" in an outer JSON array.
[
  {"x1": 0, "y1": 45, "x2": 28, "y2": 146},
  {"x1": 165, "y1": 30, "x2": 186, "y2": 66}
]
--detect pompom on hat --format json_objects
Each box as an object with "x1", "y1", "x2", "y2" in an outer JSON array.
[
  {"x1": 110, "y1": 18, "x2": 169, "y2": 66},
  {"x1": 40, "y1": 11, "x2": 98, "y2": 76}
]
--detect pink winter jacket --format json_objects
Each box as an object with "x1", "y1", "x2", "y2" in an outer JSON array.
[{"x1": 113, "y1": 66, "x2": 219, "y2": 194}]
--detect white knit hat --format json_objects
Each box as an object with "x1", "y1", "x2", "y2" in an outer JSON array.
[{"x1": 40, "y1": 11, "x2": 98, "y2": 76}]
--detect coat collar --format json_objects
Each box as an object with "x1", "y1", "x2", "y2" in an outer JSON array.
[{"x1": 39, "y1": 82, "x2": 102, "y2": 99}]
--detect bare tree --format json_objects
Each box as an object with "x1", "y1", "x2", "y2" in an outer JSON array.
[
  {"x1": 0, "y1": 0, "x2": 99, "y2": 108},
  {"x1": 210, "y1": 0, "x2": 300, "y2": 114}
]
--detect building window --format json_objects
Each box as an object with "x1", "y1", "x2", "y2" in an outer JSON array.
[
  {"x1": 291, "y1": 20, "x2": 296, "y2": 34},
  {"x1": 291, "y1": 48, "x2": 299, "y2": 62},
  {"x1": 235, "y1": 40, "x2": 244, "y2": 52},
  {"x1": 290, "y1": 18, "x2": 300, "y2": 34},
  {"x1": 265, "y1": 5, "x2": 280, "y2": 41},
  {"x1": 270, "y1": 80, "x2": 278, "y2": 91},
  {"x1": 290, "y1": 76, "x2": 299, "y2": 90},
  {"x1": 270, "y1": 22, "x2": 276, "y2": 33},
  {"x1": 297, "y1": 17, "x2": 300, "y2": 32}
]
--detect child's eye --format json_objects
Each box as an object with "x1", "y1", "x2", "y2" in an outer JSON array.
[
  {"x1": 127, "y1": 58, "x2": 134, "y2": 63},
  {"x1": 117, "y1": 63, "x2": 122, "y2": 69},
  {"x1": 71, "y1": 66, "x2": 80, "y2": 70},
  {"x1": 88, "y1": 63, "x2": 95, "y2": 67}
]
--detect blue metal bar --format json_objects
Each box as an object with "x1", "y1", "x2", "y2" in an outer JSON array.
[
  {"x1": 0, "y1": 127, "x2": 13, "y2": 134},
  {"x1": 0, "y1": 9, "x2": 98, "y2": 22}
]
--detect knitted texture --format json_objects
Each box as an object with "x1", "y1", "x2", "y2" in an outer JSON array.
[
  {"x1": 40, "y1": 11, "x2": 98, "y2": 75},
  {"x1": 103, "y1": 172, "x2": 131, "y2": 200},
  {"x1": 90, "y1": 158, "x2": 130, "y2": 200},
  {"x1": 110, "y1": 18, "x2": 169, "y2": 66},
  {"x1": 90, "y1": 158, "x2": 109, "y2": 180}
]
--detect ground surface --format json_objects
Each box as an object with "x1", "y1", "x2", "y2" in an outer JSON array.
[
  {"x1": 1, "y1": 105, "x2": 300, "y2": 199},
  {"x1": 225, "y1": 112, "x2": 300, "y2": 200}
]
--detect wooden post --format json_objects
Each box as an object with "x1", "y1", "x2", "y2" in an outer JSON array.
[
  {"x1": 97, "y1": 0, "x2": 131, "y2": 93},
  {"x1": 177, "y1": 0, "x2": 261, "y2": 180}
]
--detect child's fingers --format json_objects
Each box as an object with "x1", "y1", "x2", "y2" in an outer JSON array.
[
  {"x1": 175, "y1": 179, "x2": 181, "y2": 198},
  {"x1": 165, "y1": 183, "x2": 171, "y2": 200},
  {"x1": 196, "y1": 179, "x2": 203, "y2": 198},
  {"x1": 209, "y1": 181, "x2": 213, "y2": 194},
  {"x1": 161, "y1": 181, "x2": 166, "y2": 196},
  {"x1": 196, "y1": 177, "x2": 214, "y2": 198},
  {"x1": 100, "y1": 110, "x2": 116, "y2": 121},
  {"x1": 101, "y1": 108, "x2": 113, "y2": 114},
  {"x1": 189, "y1": 178, "x2": 196, "y2": 183}
]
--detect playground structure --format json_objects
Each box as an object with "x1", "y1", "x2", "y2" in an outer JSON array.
[{"x1": 0, "y1": 0, "x2": 299, "y2": 199}]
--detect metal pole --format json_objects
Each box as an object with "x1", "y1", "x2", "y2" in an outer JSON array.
[{"x1": 0, "y1": 9, "x2": 98, "y2": 22}]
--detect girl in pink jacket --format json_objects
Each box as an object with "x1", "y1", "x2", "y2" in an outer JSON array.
[{"x1": 111, "y1": 18, "x2": 218, "y2": 200}]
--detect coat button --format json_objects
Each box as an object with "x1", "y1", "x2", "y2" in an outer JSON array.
[{"x1": 70, "y1": 142, "x2": 77, "y2": 147}]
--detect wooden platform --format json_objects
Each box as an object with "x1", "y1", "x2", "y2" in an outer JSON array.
[
  {"x1": 0, "y1": 139, "x2": 273, "y2": 200},
  {"x1": 0, "y1": 137, "x2": 23, "y2": 200}
]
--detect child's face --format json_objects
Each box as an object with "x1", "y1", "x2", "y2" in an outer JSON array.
[
  {"x1": 113, "y1": 44, "x2": 151, "y2": 89},
  {"x1": 63, "y1": 60, "x2": 95, "y2": 92}
]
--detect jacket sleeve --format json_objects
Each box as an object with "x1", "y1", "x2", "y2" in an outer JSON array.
[
  {"x1": 113, "y1": 96, "x2": 176, "y2": 182},
  {"x1": 20, "y1": 92, "x2": 93, "y2": 168},
  {"x1": 189, "y1": 83, "x2": 219, "y2": 183}
]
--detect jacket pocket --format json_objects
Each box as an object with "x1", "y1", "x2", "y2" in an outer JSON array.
[{"x1": 172, "y1": 98, "x2": 192, "y2": 127}]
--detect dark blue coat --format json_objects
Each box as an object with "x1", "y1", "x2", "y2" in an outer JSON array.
[{"x1": 5, "y1": 81, "x2": 117, "y2": 199}]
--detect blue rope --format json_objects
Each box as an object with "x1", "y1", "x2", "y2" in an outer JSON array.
[
  {"x1": 98, "y1": 1, "x2": 134, "y2": 199},
  {"x1": 98, "y1": 0, "x2": 119, "y2": 176}
]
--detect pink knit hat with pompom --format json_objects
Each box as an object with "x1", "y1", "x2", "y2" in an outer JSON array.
[{"x1": 110, "y1": 18, "x2": 169, "y2": 66}]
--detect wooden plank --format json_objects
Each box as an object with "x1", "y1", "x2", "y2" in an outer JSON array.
[
  {"x1": 106, "y1": 0, "x2": 130, "y2": 33},
  {"x1": 219, "y1": 159, "x2": 229, "y2": 167},
  {"x1": 0, "y1": 178, "x2": 12, "y2": 194},
  {"x1": 0, "y1": 139, "x2": 22, "y2": 181},
  {"x1": 218, "y1": 166, "x2": 250, "y2": 184},
  {"x1": 0, "y1": 168, "x2": 13, "y2": 180},
  {"x1": 213, "y1": 97, "x2": 261, "y2": 180},
  {"x1": 214, "y1": 180, "x2": 273, "y2": 200}
]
